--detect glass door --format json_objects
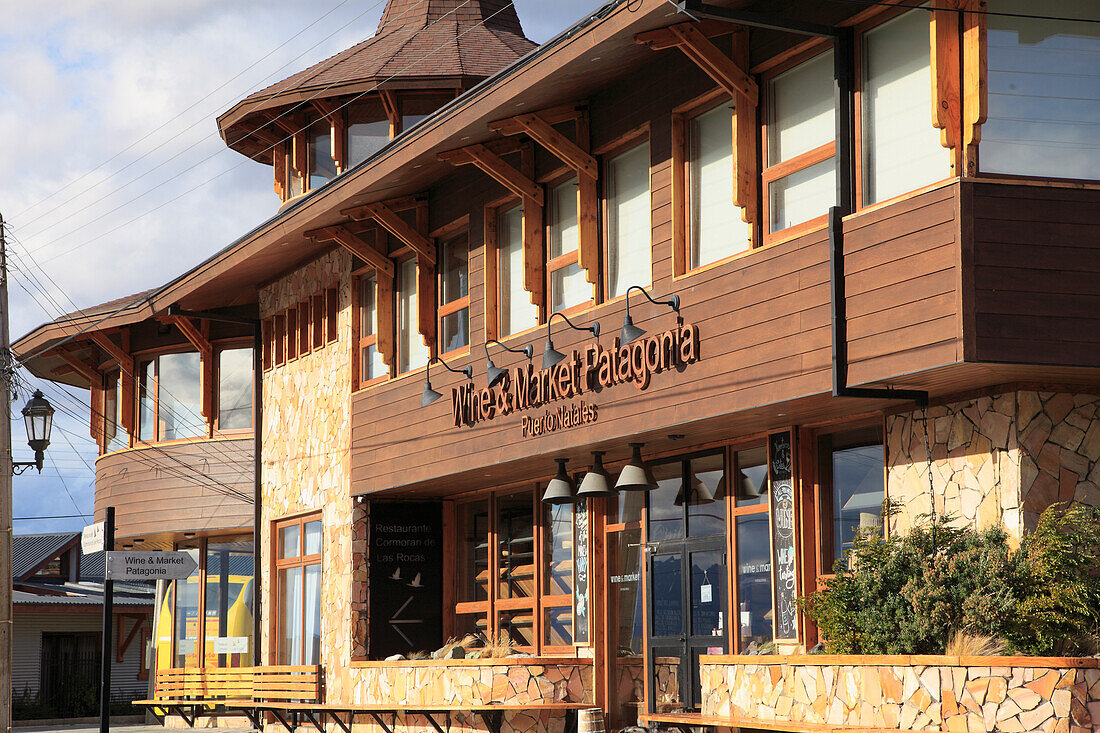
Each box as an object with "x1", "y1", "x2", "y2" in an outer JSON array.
[{"x1": 645, "y1": 452, "x2": 729, "y2": 713}]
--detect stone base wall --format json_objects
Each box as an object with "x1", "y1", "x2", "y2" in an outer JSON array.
[
  {"x1": 701, "y1": 656, "x2": 1098, "y2": 732},
  {"x1": 887, "y1": 391, "x2": 1100, "y2": 539}
]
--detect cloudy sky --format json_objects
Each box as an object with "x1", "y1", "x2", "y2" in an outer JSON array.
[{"x1": 0, "y1": 0, "x2": 605, "y2": 534}]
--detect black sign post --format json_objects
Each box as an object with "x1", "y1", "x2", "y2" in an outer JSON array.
[
  {"x1": 367, "y1": 502, "x2": 444, "y2": 659},
  {"x1": 99, "y1": 506, "x2": 115, "y2": 733}
]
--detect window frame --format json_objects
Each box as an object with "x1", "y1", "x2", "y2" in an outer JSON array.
[
  {"x1": 136, "y1": 348, "x2": 208, "y2": 444},
  {"x1": 395, "y1": 255, "x2": 430, "y2": 376},
  {"x1": 598, "y1": 125, "x2": 653, "y2": 303},
  {"x1": 436, "y1": 223, "x2": 472, "y2": 360},
  {"x1": 272, "y1": 512, "x2": 323, "y2": 667},
  {"x1": 213, "y1": 341, "x2": 255, "y2": 434},
  {"x1": 353, "y1": 267, "x2": 390, "y2": 390},
  {"x1": 544, "y1": 172, "x2": 595, "y2": 317},
  {"x1": 485, "y1": 195, "x2": 541, "y2": 343}
]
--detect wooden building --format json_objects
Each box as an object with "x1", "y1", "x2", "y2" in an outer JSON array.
[{"x1": 15, "y1": 0, "x2": 1100, "y2": 730}]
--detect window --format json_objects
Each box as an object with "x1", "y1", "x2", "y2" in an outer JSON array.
[
  {"x1": 439, "y1": 234, "x2": 470, "y2": 354},
  {"x1": 217, "y1": 347, "x2": 253, "y2": 430},
  {"x1": 298, "y1": 301, "x2": 311, "y2": 356},
  {"x1": 174, "y1": 540, "x2": 202, "y2": 668},
  {"x1": 358, "y1": 275, "x2": 387, "y2": 384},
  {"x1": 103, "y1": 371, "x2": 126, "y2": 452},
  {"x1": 861, "y1": 9, "x2": 949, "y2": 204},
  {"x1": 765, "y1": 50, "x2": 836, "y2": 235},
  {"x1": 454, "y1": 489, "x2": 576, "y2": 654},
  {"x1": 138, "y1": 351, "x2": 205, "y2": 441},
  {"x1": 982, "y1": 0, "x2": 1100, "y2": 179},
  {"x1": 308, "y1": 119, "x2": 337, "y2": 190},
  {"x1": 730, "y1": 446, "x2": 773, "y2": 653},
  {"x1": 547, "y1": 178, "x2": 591, "y2": 312},
  {"x1": 397, "y1": 258, "x2": 430, "y2": 373},
  {"x1": 816, "y1": 426, "x2": 884, "y2": 571},
  {"x1": 606, "y1": 141, "x2": 652, "y2": 298},
  {"x1": 348, "y1": 119, "x2": 390, "y2": 168},
  {"x1": 689, "y1": 103, "x2": 751, "y2": 267},
  {"x1": 275, "y1": 515, "x2": 322, "y2": 665},
  {"x1": 497, "y1": 204, "x2": 539, "y2": 337}
]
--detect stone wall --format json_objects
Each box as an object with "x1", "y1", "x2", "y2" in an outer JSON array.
[
  {"x1": 700, "y1": 655, "x2": 1099, "y2": 732},
  {"x1": 258, "y1": 248, "x2": 359, "y2": 709},
  {"x1": 886, "y1": 391, "x2": 1100, "y2": 539}
]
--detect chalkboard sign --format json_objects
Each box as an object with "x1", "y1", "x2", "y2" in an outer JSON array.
[
  {"x1": 768, "y1": 432, "x2": 798, "y2": 641},
  {"x1": 367, "y1": 501, "x2": 444, "y2": 659},
  {"x1": 573, "y1": 499, "x2": 590, "y2": 644}
]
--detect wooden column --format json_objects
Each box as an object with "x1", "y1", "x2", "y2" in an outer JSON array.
[
  {"x1": 931, "y1": 0, "x2": 964, "y2": 177},
  {"x1": 961, "y1": 0, "x2": 988, "y2": 177}
]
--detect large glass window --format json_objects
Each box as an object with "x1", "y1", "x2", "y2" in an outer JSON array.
[
  {"x1": 358, "y1": 275, "x2": 387, "y2": 384},
  {"x1": 606, "y1": 141, "x2": 652, "y2": 297},
  {"x1": 173, "y1": 541, "x2": 202, "y2": 668},
  {"x1": 731, "y1": 446, "x2": 773, "y2": 653},
  {"x1": 547, "y1": 178, "x2": 590, "y2": 313},
  {"x1": 103, "y1": 371, "x2": 126, "y2": 452},
  {"x1": 862, "y1": 9, "x2": 949, "y2": 203},
  {"x1": 217, "y1": 348, "x2": 252, "y2": 430},
  {"x1": 308, "y1": 120, "x2": 336, "y2": 190},
  {"x1": 139, "y1": 352, "x2": 205, "y2": 441},
  {"x1": 276, "y1": 515, "x2": 322, "y2": 665},
  {"x1": 439, "y1": 234, "x2": 470, "y2": 354},
  {"x1": 689, "y1": 103, "x2": 750, "y2": 267},
  {"x1": 817, "y1": 426, "x2": 884, "y2": 570},
  {"x1": 766, "y1": 51, "x2": 836, "y2": 234},
  {"x1": 203, "y1": 537, "x2": 254, "y2": 667},
  {"x1": 454, "y1": 489, "x2": 575, "y2": 654},
  {"x1": 497, "y1": 205, "x2": 539, "y2": 337},
  {"x1": 397, "y1": 258, "x2": 430, "y2": 374},
  {"x1": 348, "y1": 119, "x2": 390, "y2": 168},
  {"x1": 982, "y1": 0, "x2": 1100, "y2": 179}
]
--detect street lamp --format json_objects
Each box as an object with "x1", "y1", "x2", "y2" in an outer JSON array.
[{"x1": 16, "y1": 390, "x2": 54, "y2": 474}]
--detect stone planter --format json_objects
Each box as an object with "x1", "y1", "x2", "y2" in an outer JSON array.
[
  {"x1": 700, "y1": 654, "x2": 1099, "y2": 732},
  {"x1": 348, "y1": 658, "x2": 594, "y2": 707}
]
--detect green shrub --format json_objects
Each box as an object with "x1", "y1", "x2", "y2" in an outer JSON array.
[{"x1": 799, "y1": 503, "x2": 1100, "y2": 656}]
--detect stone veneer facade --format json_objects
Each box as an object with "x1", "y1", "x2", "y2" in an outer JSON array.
[
  {"x1": 886, "y1": 391, "x2": 1100, "y2": 538},
  {"x1": 700, "y1": 656, "x2": 1099, "y2": 732}
]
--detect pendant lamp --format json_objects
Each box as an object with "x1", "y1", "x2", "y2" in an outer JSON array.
[{"x1": 614, "y1": 443, "x2": 658, "y2": 492}]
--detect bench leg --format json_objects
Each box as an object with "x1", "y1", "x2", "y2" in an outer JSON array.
[
  {"x1": 479, "y1": 710, "x2": 504, "y2": 733},
  {"x1": 326, "y1": 711, "x2": 353, "y2": 733},
  {"x1": 170, "y1": 705, "x2": 197, "y2": 728},
  {"x1": 270, "y1": 707, "x2": 296, "y2": 732},
  {"x1": 301, "y1": 709, "x2": 326, "y2": 733},
  {"x1": 421, "y1": 712, "x2": 447, "y2": 733},
  {"x1": 241, "y1": 708, "x2": 264, "y2": 731},
  {"x1": 370, "y1": 712, "x2": 395, "y2": 733}
]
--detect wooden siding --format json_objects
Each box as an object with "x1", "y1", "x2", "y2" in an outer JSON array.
[
  {"x1": 970, "y1": 182, "x2": 1100, "y2": 368},
  {"x1": 94, "y1": 439, "x2": 253, "y2": 541}
]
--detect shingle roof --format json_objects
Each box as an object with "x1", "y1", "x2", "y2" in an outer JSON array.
[{"x1": 12, "y1": 532, "x2": 78, "y2": 580}]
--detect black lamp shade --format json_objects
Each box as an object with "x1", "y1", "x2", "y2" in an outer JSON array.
[
  {"x1": 421, "y1": 381, "x2": 444, "y2": 407},
  {"x1": 486, "y1": 358, "x2": 508, "y2": 389},
  {"x1": 542, "y1": 459, "x2": 576, "y2": 504},
  {"x1": 22, "y1": 390, "x2": 53, "y2": 448},
  {"x1": 577, "y1": 451, "x2": 615, "y2": 499},
  {"x1": 542, "y1": 340, "x2": 567, "y2": 370},
  {"x1": 621, "y1": 315, "x2": 646, "y2": 346},
  {"x1": 615, "y1": 443, "x2": 657, "y2": 491}
]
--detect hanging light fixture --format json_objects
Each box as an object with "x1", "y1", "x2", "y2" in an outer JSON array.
[
  {"x1": 542, "y1": 458, "x2": 576, "y2": 505},
  {"x1": 542, "y1": 311, "x2": 599, "y2": 370},
  {"x1": 12, "y1": 390, "x2": 55, "y2": 474},
  {"x1": 484, "y1": 339, "x2": 533, "y2": 390},
  {"x1": 576, "y1": 451, "x2": 615, "y2": 499},
  {"x1": 674, "y1": 473, "x2": 716, "y2": 506},
  {"x1": 420, "y1": 356, "x2": 472, "y2": 407},
  {"x1": 614, "y1": 443, "x2": 658, "y2": 492},
  {"x1": 621, "y1": 286, "x2": 680, "y2": 345}
]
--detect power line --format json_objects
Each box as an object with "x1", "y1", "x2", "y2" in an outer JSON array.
[
  {"x1": 12, "y1": 0, "x2": 374, "y2": 227},
  {"x1": 822, "y1": 0, "x2": 1100, "y2": 23}
]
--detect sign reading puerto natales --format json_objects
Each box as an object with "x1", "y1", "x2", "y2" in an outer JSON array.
[
  {"x1": 450, "y1": 320, "x2": 700, "y2": 430},
  {"x1": 105, "y1": 551, "x2": 198, "y2": 580}
]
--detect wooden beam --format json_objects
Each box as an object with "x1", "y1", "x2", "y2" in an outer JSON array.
[
  {"x1": 961, "y1": 0, "x2": 987, "y2": 177},
  {"x1": 89, "y1": 332, "x2": 130, "y2": 367},
  {"x1": 439, "y1": 145, "x2": 544, "y2": 205},
  {"x1": 931, "y1": 0, "x2": 963, "y2": 176},
  {"x1": 162, "y1": 316, "x2": 214, "y2": 421},
  {"x1": 273, "y1": 141, "x2": 287, "y2": 199},
  {"x1": 117, "y1": 615, "x2": 144, "y2": 663},
  {"x1": 379, "y1": 89, "x2": 400, "y2": 138},
  {"x1": 416, "y1": 205, "x2": 435, "y2": 351},
  {"x1": 667, "y1": 23, "x2": 758, "y2": 106},
  {"x1": 376, "y1": 271, "x2": 395, "y2": 369},
  {"x1": 488, "y1": 102, "x2": 587, "y2": 137},
  {"x1": 492, "y1": 112, "x2": 598, "y2": 180},
  {"x1": 307, "y1": 224, "x2": 394, "y2": 277},
  {"x1": 358, "y1": 202, "x2": 436, "y2": 265},
  {"x1": 635, "y1": 20, "x2": 735, "y2": 50},
  {"x1": 731, "y1": 28, "x2": 758, "y2": 243},
  {"x1": 258, "y1": 109, "x2": 300, "y2": 138},
  {"x1": 53, "y1": 348, "x2": 99, "y2": 384}
]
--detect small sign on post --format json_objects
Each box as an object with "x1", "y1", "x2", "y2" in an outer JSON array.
[
  {"x1": 105, "y1": 551, "x2": 197, "y2": 580},
  {"x1": 81, "y1": 522, "x2": 104, "y2": 554}
]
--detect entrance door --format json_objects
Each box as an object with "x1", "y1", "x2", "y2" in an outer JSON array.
[{"x1": 645, "y1": 452, "x2": 728, "y2": 714}]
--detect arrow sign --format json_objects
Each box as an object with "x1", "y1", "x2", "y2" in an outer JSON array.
[{"x1": 105, "y1": 551, "x2": 198, "y2": 580}]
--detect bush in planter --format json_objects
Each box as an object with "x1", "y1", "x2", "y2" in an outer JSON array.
[{"x1": 799, "y1": 503, "x2": 1100, "y2": 656}]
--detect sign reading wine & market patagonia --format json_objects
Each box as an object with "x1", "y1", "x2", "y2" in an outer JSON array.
[{"x1": 451, "y1": 321, "x2": 700, "y2": 434}]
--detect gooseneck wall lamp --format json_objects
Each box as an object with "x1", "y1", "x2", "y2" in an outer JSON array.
[
  {"x1": 542, "y1": 311, "x2": 600, "y2": 370},
  {"x1": 621, "y1": 285, "x2": 680, "y2": 345},
  {"x1": 420, "y1": 355, "x2": 473, "y2": 407},
  {"x1": 15, "y1": 390, "x2": 55, "y2": 475},
  {"x1": 484, "y1": 339, "x2": 533, "y2": 390}
]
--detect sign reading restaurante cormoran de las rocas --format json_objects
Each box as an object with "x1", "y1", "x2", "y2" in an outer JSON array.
[{"x1": 451, "y1": 321, "x2": 700, "y2": 433}]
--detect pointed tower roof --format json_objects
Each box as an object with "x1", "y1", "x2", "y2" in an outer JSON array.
[{"x1": 217, "y1": 0, "x2": 536, "y2": 161}]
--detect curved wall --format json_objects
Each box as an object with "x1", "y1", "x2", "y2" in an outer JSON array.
[{"x1": 94, "y1": 438, "x2": 254, "y2": 542}]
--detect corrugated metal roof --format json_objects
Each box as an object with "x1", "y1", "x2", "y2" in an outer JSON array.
[
  {"x1": 12, "y1": 532, "x2": 78, "y2": 580},
  {"x1": 14, "y1": 580, "x2": 154, "y2": 607}
]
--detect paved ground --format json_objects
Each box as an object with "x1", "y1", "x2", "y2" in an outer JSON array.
[{"x1": 16, "y1": 721, "x2": 253, "y2": 726}]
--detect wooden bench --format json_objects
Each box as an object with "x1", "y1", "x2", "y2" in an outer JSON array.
[
  {"x1": 133, "y1": 665, "x2": 322, "y2": 727},
  {"x1": 642, "y1": 712, "x2": 905, "y2": 733}
]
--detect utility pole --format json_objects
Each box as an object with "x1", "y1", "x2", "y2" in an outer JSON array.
[{"x1": 0, "y1": 212, "x2": 13, "y2": 733}]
